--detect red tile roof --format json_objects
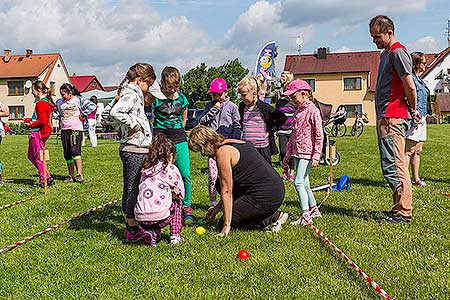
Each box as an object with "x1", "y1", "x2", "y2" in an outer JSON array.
[
  {"x1": 69, "y1": 75, "x2": 104, "y2": 92},
  {"x1": 421, "y1": 47, "x2": 450, "y2": 78},
  {"x1": 0, "y1": 53, "x2": 61, "y2": 84},
  {"x1": 436, "y1": 93, "x2": 450, "y2": 112},
  {"x1": 284, "y1": 51, "x2": 381, "y2": 91}
]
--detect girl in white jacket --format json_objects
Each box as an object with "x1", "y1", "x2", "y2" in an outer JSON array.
[{"x1": 110, "y1": 63, "x2": 156, "y2": 242}]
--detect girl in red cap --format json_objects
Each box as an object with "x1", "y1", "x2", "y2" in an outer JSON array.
[{"x1": 283, "y1": 79, "x2": 323, "y2": 225}]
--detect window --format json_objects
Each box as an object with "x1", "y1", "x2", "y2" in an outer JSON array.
[
  {"x1": 343, "y1": 77, "x2": 362, "y2": 91},
  {"x1": 9, "y1": 106, "x2": 25, "y2": 119},
  {"x1": 50, "y1": 81, "x2": 56, "y2": 96},
  {"x1": 92, "y1": 81, "x2": 97, "y2": 88},
  {"x1": 341, "y1": 104, "x2": 362, "y2": 117},
  {"x1": 8, "y1": 81, "x2": 24, "y2": 96},
  {"x1": 303, "y1": 78, "x2": 316, "y2": 92}
]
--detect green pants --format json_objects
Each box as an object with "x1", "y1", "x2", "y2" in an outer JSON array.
[{"x1": 175, "y1": 141, "x2": 192, "y2": 207}]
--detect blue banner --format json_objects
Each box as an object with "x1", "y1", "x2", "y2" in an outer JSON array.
[{"x1": 254, "y1": 41, "x2": 277, "y2": 103}]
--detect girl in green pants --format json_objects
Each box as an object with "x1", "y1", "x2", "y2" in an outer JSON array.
[{"x1": 152, "y1": 66, "x2": 193, "y2": 224}]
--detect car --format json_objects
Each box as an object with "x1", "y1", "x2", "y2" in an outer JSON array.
[{"x1": 185, "y1": 109, "x2": 204, "y2": 130}]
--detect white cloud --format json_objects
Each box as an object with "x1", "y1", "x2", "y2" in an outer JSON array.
[
  {"x1": 0, "y1": 0, "x2": 432, "y2": 85},
  {"x1": 335, "y1": 46, "x2": 353, "y2": 53},
  {"x1": 0, "y1": 0, "x2": 213, "y2": 84},
  {"x1": 409, "y1": 36, "x2": 445, "y2": 53}
]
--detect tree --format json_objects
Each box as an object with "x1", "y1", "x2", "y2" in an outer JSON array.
[{"x1": 182, "y1": 59, "x2": 249, "y2": 106}]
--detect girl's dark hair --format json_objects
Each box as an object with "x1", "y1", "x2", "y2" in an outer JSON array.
[
  {"x1": 60, "y1": 83, "x2": 81, "y2": 96},
  {"x1": 411, "y1": 51, "x2": 425, "y2": 74},
  {"x1": 32, "y1": 81, "x2": 55, "y2": 105},
  {"x1": 143, "y1": 133, "x2": 176, "y2": 170},
  {"x1": 116, "y1": 63, "x2": 156, "y2": 100},
  {"x1": 90, "y1": 95, "x2": 98, "y2": 105}
]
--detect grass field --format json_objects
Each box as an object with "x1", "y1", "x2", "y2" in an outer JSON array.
[{"x1": 1, "y1": 126, "x2": 450, "y2": 299}]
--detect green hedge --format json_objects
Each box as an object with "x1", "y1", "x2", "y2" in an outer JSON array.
[{"x1": 7, "y1": 122, "x2": 30, "y2": 135}]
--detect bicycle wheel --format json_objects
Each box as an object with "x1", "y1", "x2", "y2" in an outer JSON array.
[
  {"x1": 325, "y1": 151, "x2": 340, "y2": 166},
  {"x1": 333, "y1": 124, "x2": 346, "y2": 137},
  {"x1": 354, "y1": 120, "x2": 364, "y2": 137}
]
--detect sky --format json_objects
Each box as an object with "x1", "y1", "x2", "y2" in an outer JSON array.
[{"x1": 0, "y1": 0, "x2": 449, "y2": 85}]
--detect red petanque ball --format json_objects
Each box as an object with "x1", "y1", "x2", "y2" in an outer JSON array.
[{"x1": 236, "y1": 249, "x2": 250, "y2": 261}]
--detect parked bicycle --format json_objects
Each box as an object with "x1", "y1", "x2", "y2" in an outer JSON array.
[
  {"x1": 325, "y1": 105, "x2": 347, "y2": 137},
  {"x1": 350, "y1": 112, "x2": 369, "y2": 137}
]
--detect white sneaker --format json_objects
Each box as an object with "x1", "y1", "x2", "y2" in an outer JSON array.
[
  {"x1": 170, "y1": 234, "x2": 185, "y2": 245},
  {"x1": 270, "y1": 212, "x2": 289, "y2": 232},
  {"x1": 290, "y1": 216, "x2": 312, "y2": 226}
]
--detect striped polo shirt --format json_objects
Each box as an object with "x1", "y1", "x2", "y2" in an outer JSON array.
[{"x1": 242, "y1": 106, "x2": 268, "y2": 148}]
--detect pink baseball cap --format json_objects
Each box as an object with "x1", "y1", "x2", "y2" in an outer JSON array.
[{"x1": 282, "y1": 79, "x2": 312, "y2": 96}]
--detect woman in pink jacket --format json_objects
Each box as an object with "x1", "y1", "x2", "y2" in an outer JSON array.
[{"x1": 283, "y1": 80, "x2": 323, "y2": 225}]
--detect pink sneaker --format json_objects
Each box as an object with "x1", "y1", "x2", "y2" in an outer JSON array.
[
  {"x1": 412, "y1": 179, "x2": 426, "y2": 187},
  {"x1": 288, "y1": 173, "x2": 295, "y2": 182},
  {"x1": 281, "y1": 172, "x2": 288, "y2": 180},
  {"x1": 290, "y1": 210, "x2": 312, "y2": 226},
  {"x1": 143, "y1": 230, "x2": 158, "y2": 247},
  {"x1": 310, "y1": 206, "x2": 322, "y2": 218},
  {"x1": 124, "y1": 226, "x2": 144, "y2": 242},
  {"x1": 170, "y1": 234, "x2": 185, "y2": 245}
]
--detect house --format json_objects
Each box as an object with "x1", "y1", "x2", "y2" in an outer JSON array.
[
  {"x1": 421, "y1": 47, "x2": 450, "y2": 95},
  {"x1": 435, "y1": 93, "x2": 450, "y2": 120},
  {"x1": 69, "y1": 75, "x2": 104, "y2": 93},
  {"x1": 284, "y1": 48, "x2": 380, "y2": 125},
  {"x1": 0, "y1": 49, "x2": 71, "y2": 122}
]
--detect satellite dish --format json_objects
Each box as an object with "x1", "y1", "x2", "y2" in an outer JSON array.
[{"x1": 25, "y1": 80, "x2": 32, "y2": 89}]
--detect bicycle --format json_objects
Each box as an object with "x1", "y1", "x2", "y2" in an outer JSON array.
[
  {"x1": 328, "y1": 105, "x2": 347, "y2": 137},
  {"x1": 350, "y1": 112, "x2": 368, "y2": 137}
]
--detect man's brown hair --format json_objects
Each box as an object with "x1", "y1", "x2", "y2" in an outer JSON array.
[{"x1": 369, "y1": 15, "x2": 395, "y2": 34}]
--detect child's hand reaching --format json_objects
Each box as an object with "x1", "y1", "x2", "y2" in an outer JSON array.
[
  {"x1": 311, "y1": 159, "x2": 319, "y2": 167},
  {"x1": 171, "y1": 186, "x2": 182, "y2": 199}
]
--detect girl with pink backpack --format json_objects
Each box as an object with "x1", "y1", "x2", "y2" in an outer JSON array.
[{"x1": 135, "y1": 133, "x2": 185, "y2": 247}]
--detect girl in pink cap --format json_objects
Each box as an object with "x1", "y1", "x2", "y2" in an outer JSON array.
[
  {"x1": 199, "y1": 78, "x2": 241, "y2": 210},
  {"x1": 283, "y1": 79, "x2": 323, "y2": 225}
]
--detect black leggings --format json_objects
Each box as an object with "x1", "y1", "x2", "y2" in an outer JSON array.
[
  {"x1": 119, "y1": 150, "x2": 146, "y2": 219},
  {"x1": 278, "y1": 133, "x2": 294, "y2": 169},
  {"x1": 219, "y1": 195, "x2": 281, "y2": 230}
]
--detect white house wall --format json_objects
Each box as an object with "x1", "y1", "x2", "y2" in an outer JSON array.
[{"x1": 423, "y1": 52, "x2": 450, "y2": 96}]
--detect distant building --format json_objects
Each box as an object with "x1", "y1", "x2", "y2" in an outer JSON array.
[
  {"x1": 69, "y1": 75, "x2": 104, "y2": 93},
  {"x1": 284, "y1": 48, "x2": 380, "y2": 125},
  {"x1": 421, "y1": 47, "x2": 450, "y2": 95},
  {"x1": 0, "y1": 49, "x2": 70, "y2": 122}
]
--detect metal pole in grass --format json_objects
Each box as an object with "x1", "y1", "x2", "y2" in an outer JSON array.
[
  {"x1": 305, "y1": 222, "x2": 393, "y2": 299},
  {"x1": 0, "y1": 199, "x2": 119, "y2": 254}
]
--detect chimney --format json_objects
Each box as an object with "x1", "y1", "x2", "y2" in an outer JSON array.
[
  {"x1": 3, "y1": 49, "x2": 11, "y2": 63},
  {"x1": 26, "y1": 49, "x2": 33, "y2": 57},
  {"x1": 317, "y1": 47, "x2": 327, "y2": 59}
]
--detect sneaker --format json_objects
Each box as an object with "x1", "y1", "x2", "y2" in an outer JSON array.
[
  {"x1": 47, "y1": 177, "x2": 55, "y2": 186},
  {"x1": 34, "y1": 182, "x2": 45, "y2": 189},
  {"x1": 74, "y1": 174, "x2": 84, "y2": 184},
  {"x1": 64, "y1": 176, "x2": 74, "y2": 183},
  {"x1": 142, "y1": 230, "x2": 157, "y2": 247},
  {"x1": 182, "y1": 206, "x2": 195, "y2": 225},
  {"x1": 310, "y1": 206, "x2": 322, "y2": 218},
  {"x1": 377, "y1": 213, "x2": 411, "y2": 224},
  {"x1": 269, "y1": 212, "x2": 289, "y2": 232},
  {"x1": 291, "y1": 210, "x2": 312, "y2": 226},
  {"x1": 208, "y1": 201, "x2": 217, "y2": 210},
  {"x1": 288, "y1": 173, "x2": 295, "y2": 182},
  {"x1": 281, "y1": 172, "x2": 288, "y2": 180},
  {"x1": 170, "y1": 234, "x2": 185, "y2": 245},
  {"x1": 412, "y1": 179, "x2": 426, "y2": 187},
  {"x1": 125, "y1": 226, "x2": 144, "y2": 242}
]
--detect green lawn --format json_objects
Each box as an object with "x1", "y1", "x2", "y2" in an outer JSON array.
[{"x1": 1, "y1": 126, "x2": 450, "y2": 299}]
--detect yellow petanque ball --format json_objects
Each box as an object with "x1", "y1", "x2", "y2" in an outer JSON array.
[{"x1": 195, "y1": 226, "x2": 206, "y2": 235}]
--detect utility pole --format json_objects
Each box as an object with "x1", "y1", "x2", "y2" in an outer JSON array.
[{"x1": 446, "y1": 20, "x2": 450, "y2": 47}]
